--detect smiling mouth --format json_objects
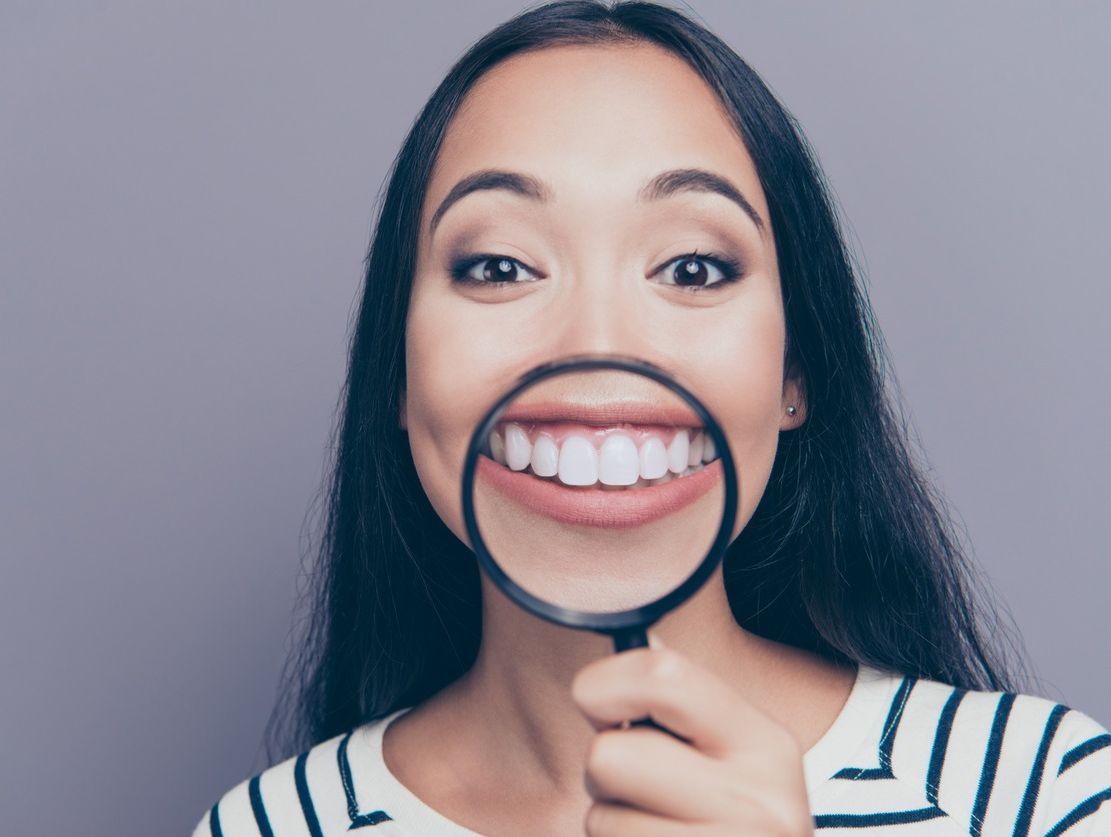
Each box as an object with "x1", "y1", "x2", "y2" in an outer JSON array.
[{"x1": 484, "y1": 420, "x2": 719, "y2": 490}]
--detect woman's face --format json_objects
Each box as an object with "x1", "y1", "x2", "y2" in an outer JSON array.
[{"x1": 403, "y1": 43, "x2": 805, "y2": 553}]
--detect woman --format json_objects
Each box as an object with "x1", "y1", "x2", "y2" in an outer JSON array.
[{"x1": 194, "y1": 2, "x2": 1110, "y2": 834}]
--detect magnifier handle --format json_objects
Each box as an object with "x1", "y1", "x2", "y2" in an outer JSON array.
[
  {"x1": 628, "y1": 716, "x2": 669, "y2": 733},
  {"x1": 612, "y1": 627, "x2": 650, "y2": 653}
]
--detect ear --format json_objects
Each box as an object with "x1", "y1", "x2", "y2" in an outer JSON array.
[{"x1": 780, "y1": 359, "x2": 807, "y2": 431}]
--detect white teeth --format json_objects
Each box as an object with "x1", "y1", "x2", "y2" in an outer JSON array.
[
  {"x1": 702, "y1": 432, "x2": 716, "y2": 463},
  {"x1": 504, "y1": 423, "x2": 531, "y2": 471},
  {"x1": 638, "y1": 436, "x2": 669, "y2": 480},
  {"x1": 558, "y1": 435, "x2": 598, "y2": 486},
  {"x1": 489, "y1": 430, "x2": 506, "y2": 466},
  {"x1": 598, "y1": 433, "x2": 639, "y2": 486},
  {"x1": 530, "y1": 434, "x2": 559, "y2": 477},
  {"x1": 492, "y1": 424, "x2": 716, "y2": 488},
  {"x1": 687, "y1": 430, "x2": 704, "y2": 467},
  {"x1": 667, "y1": 430, "x2": 689, "y2": 474}
]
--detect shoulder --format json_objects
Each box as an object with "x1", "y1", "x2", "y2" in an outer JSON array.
[
  {"x1": 190, "y1": 716, "x2": 399, "y2": 837},
  {"x1": 815, "y1": 671, "x2": 1111, "y2": 835}
]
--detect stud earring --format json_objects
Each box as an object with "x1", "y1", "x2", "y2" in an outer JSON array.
[{"x1": 786, "y1": 405, "x2": 797, "y2": 416}]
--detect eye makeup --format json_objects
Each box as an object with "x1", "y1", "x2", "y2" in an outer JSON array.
[
  {"x1": 656, "y1": 249, "x2": 743, "y2": 291},
  {"x1": 448, "y1": 252, "x2": 542, "y2": 286},
  {"x1": 446, "y1": 248, "x2": 746, "y2": 291}
]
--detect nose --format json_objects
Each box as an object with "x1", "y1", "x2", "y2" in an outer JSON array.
[{"x1": 545, "y1": 264, "x2": 658, "y2": 362}]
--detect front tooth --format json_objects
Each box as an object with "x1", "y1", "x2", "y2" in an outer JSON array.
[
  {"x1": 702, "y1": 432, "x2": 716, "y2": 462},
  {"x1": 667, "y1": 430, "x2": 689, "y2": 474},
  {"x1": 530, "y1": 434, "x2": 559, "y2": 477},
  {"x1": 688, "y1": 430, "x2": 704, "y2": 467},
  {"x1": 505, "y1": 423, "x2": 532, "y2": 471},
  {"x1": 599, "y1": 434, "x2": 639, "y2": 486},
  {"x1": 490, "y1": 430, "x2": 506, "y2": 465},
  {"x1": 558, "y1": 435, "x2": 598, "y2": 486},
  {"x1": 639, "y1": 436, "x2": 669, "y2": 480}
]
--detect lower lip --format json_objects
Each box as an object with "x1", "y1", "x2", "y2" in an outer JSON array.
[{"x1": 475, "y1": 456, "x2": 722, "y2": 529}]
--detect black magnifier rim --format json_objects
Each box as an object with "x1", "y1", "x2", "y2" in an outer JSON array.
[{"x1": 460, "y1": 353, "x2": 739, "y2": 634}]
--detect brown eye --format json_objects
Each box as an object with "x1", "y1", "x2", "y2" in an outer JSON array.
[
  {"x1": 482, "y1": 258, "x2": 520, "y2": 282},
  {"x1": 449, "y1": 253, "x2": 540, "y2": 285},
  {"x1": 674, "y1": 257, "x2": 710, "y2": 286},
  {"x1": 654, "y1": 250, "x2": 743, "y2": 290}
]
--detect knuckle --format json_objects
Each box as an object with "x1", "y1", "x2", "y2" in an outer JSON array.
[
  {"x1": 569, "y1": 669, "x2": 593, "y2": 707},
  {"x1": 778, "y1": 720, "x2": 803, "y2": 750},
  {"x1": 753, "y1": 795, "x2": 813, "y2": 837},
  {"x1": 720, "y1": 774, "x2": 751, "y2": 807},
  {"x1": 771, "y1": 726, "x2": 804, "y2": 760},
  {"x1": 788, "y1": 811, "x2": 816, "y2": 836},
  {"x1": 645, "y1": 648, "x2": 685, "y2": 687},
  {"x1": 584, "y1": 802, "x2": 614, "y2": 836},
  {"x1": 585, "y1": 729, "x2": 623, "y2": 777}
]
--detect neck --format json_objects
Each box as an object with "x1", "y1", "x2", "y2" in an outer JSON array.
[{"x1": 435, "y1": 565, "x2": 816, "y2": 793}]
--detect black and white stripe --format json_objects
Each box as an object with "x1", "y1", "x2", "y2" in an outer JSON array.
[
  {"x1": 193, "y1": 666, "x2": 1111, "y2": 835},
  {"x1": 811, "y1": 672, "x2": 1110, "y2": 834}
]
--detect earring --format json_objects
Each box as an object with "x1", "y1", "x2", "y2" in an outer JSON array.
[{"x1": 786, "y1": 405, "x2": 797, "y2": 416}]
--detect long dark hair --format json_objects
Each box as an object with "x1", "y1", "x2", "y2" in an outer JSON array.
[{"x1": 267, "y1": 0, "x2": 1030, "y2": 759}]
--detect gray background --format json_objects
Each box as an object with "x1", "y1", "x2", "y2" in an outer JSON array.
[{"x1": 2, "y1": 2, "x2": 1107, "y2": 834}]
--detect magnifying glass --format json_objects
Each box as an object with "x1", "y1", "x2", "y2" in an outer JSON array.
[{"x1": 461, "y1": 354, "x2": 739, "y2": 734}]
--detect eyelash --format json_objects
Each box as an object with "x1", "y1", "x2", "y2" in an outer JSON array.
[{"x1": 448, "y1": 250, "x2": 744, "y2": 291}]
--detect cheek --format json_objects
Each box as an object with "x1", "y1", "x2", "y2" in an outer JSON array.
[
  {"x1": 687, "y1": 297, "x2": 786, "y2": 539},
  {"x1": 404, "y1": 306, "x2": 470, "y2": 544},
  {"x1": 404, "y1": 285, "x2": 518, "y2": 546}
]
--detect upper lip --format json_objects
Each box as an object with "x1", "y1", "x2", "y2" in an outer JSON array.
[{"x1": 498, "y1": 400, "x2": 702, "y2": 428}]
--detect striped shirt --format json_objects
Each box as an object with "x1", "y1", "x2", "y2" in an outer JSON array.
[{"x1": 193, "y1": 664, "x2": 1111, "y2": 835}]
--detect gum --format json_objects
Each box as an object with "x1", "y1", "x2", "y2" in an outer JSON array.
[{"x1": 494, "y1": 420, "x2": 698, "y2": 449}]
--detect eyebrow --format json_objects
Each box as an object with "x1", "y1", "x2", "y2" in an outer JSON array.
[{"x1": 427, "y1": 167, "x2": 766, "y2": 237}]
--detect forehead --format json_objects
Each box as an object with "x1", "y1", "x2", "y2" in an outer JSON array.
[{"x1": 422, "y1": 43, "x2": 768, "y2": 232}]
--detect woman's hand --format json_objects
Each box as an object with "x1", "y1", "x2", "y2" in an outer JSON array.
[{"x1": 570, "y1": 639, "x2": 815, "y2": 836}]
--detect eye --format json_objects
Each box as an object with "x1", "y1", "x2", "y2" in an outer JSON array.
[
  {"x1": 653, "y1": 250, "x2": 743, "y2": 290},
  {"x1": 447, "y1": 250, "x2": 742, "y2": 289},
  {"x1": 449, "y1": 253, "x2": 541, "y2": 286}
]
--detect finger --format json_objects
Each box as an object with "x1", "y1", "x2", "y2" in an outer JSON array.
[
  {"x1": 571, "y1": 646, "x2": 795, "y2": 760},
  {"x1": 584, "y1": 726, "x2": 737, "y2": 821},
  {"x1": 584, "y1": 801, "x2": 700, "y2": 837}
]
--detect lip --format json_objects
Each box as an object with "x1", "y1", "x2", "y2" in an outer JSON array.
[
  {"x1": 475, "y1": 455, "x2": 722, "y2": 529},
  {"x1": 499, "y1": 399, "x2": 702, "y2": 428}
]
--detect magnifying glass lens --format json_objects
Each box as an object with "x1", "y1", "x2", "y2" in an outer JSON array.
[{"x1": 472, "y1": 367, "x2": 725, "y2": 615}]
